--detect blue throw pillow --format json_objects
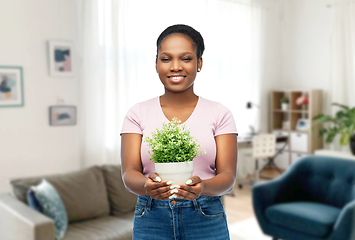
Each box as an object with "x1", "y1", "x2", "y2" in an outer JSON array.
[
  {"x1": 31, "y1": 179, "x2": 68, "y2": 240},
  {"x1": 27, "y1": 188, "x2": 43, "y2": 213}
]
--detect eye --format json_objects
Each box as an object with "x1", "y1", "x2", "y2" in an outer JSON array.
[
  {"x1": 182, "y1": 58, "x2": 192, "y2": 61},
  {"x1": 160, "y1": 58, "x2": 170, "y2": 62}
]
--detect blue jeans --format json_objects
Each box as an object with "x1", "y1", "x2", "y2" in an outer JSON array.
[{"x1": 133, "y1": 195, "x2": 230, "y2": 240}]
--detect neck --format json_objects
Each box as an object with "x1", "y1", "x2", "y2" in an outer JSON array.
[{"x1": 160, "y1": 88, "x2": 198, "y2": 107}]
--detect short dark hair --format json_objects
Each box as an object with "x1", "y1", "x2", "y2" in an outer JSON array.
[{"x1": 156, "y1": 24, "x2": 205, "y2": 59}]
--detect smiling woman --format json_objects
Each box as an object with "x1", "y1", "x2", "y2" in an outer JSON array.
[{"x1": 120, "y1": 24, "x2": 238, "y2": 240}]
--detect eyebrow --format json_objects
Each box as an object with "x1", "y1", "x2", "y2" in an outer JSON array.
[{"x1": 160, "y1": 52, "x2": 194, "y2": 56}]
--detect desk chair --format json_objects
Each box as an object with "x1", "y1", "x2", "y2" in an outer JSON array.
[
  {"x1": 258, "y1": 135, "x2": 288, "y2": 178},
  {"x1": 238, "y1": 134, "x2": 276, "y2": 188},
  {"x1": 252, "y1": 134, "x2": 276, "y2": 182}
]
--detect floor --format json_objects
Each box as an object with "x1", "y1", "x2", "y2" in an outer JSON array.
[{"x1": 224, "y1": 168, "x2": 283, "y2": 225}]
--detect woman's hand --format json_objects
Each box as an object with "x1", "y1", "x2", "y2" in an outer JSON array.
[
  {"x1": 144, "y1": 172, "x2": 173, "y2": 200},
  {"x1": 170, "y1": 176, "x2": 204, "y2": 201}
]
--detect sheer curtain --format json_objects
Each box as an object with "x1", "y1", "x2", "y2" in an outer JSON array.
[
  {"x1": 328, "y1": 1, "x2": 355, "y2": 151},
  {"x1": 76, "y1": 0, "x2": 266, "y2": 166}
]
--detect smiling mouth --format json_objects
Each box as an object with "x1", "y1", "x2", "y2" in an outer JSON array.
[{"x1": 168, "y1": 75, "x2": 185, "y2": 83}]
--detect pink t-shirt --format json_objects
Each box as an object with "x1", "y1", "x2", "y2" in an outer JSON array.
[{"x1": 120, "y1": 96, "x2": 238, "y2": 180}]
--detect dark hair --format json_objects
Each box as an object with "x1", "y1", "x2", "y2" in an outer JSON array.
[{"x1": 156, "y1": 24, "x2": 205, "y2": 59}]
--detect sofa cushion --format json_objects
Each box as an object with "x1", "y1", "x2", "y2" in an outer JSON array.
[
  {"x1": 266, "y1": 202, "x2": 341, "y2": 237},
  {"x1": 31, "y1": 179, "x2": 68, "y2": 239},
  {"x1": 10, "y1": 166, "x2": 110, "y2": 223},
  {"x1": 62, "y1": 214, "x2": 134, "y2": 240},
  {"x1": 101, "y1": 165, "x2": 137, "y2": 215},
  {"x1": 27, "y1": 188, "x2": 43, "y2": 212}
]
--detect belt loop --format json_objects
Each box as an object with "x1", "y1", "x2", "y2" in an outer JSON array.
[
  {"x1": 193, "y1": 199, "x2": 199, "y2": 211},
  {"x1": 147, "y1": 196, "x2": 152, "y2": 211}
]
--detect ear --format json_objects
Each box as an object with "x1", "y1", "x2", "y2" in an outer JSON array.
[
  {"x1": 155, "y1": 58, "x2": 158, "y2": 73},
  {"x1": 198, "y1": 57, "x2": 203, "y2": 72}
]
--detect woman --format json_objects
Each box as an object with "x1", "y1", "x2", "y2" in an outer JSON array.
[{"x1": 121, "y1": 24, "x2": 238, "y2": 240}]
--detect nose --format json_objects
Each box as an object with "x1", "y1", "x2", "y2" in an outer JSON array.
[{"x1": 170, "y1": 59, "x2": 182, "y2": 72}]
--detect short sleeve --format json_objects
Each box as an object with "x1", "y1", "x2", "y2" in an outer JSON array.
[
  {"x1": 214, "y1": 104, "x2": 238, "y2": 136},
  {"x1": 120, "y1": 103, "x2": 143, "y2": 135}
]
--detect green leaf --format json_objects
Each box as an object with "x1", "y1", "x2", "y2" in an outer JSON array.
[
  {"x1": 332, "y1": 103, "x2": 350, "y2": 111},
  {"x1": 340, "y1": 132, "x2": 350, "y2": 146},
  {"x1": 313, "y1": 102, "x2": 355, "y2": 146},
  {"x1": 144, "y1": 118, "x2": 206, "y2": 163}
]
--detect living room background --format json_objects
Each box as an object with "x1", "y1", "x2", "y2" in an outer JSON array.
[{"x1": 0, "y1": 0, "x2": 342, "y2": 193}]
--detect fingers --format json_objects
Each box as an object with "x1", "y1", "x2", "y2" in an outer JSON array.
[
  {"x1": 145, "y1": 174, "x2": 204, "y2": 201},
  {"x1": 145, "y1": 173, "x2": 174, "y2": 200},
  {"x1": 185, "y1": 176, "x2": 202, "y2": 186},
  {"x1": 171, "y1": 176, "x2": 203, "y2": 201},
  {"x1": 148, "y1": 172, "x2": 162, "y2": 183}
]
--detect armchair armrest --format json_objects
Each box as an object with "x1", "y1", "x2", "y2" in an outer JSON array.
[
  {"x1": 252, "y1": 168, "x2": 297, "y2": 229},
  {"x1": 329, "y1": 199, "x2": 355, "y2": 240},
  {"x1": 0, "y1": 193, "x2": 55, "y2": 240}
]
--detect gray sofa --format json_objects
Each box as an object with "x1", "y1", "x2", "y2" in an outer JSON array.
[{"x1": 0, "y1": 165, "x2": 137, "y2": 240}]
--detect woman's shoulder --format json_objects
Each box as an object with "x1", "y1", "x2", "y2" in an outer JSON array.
[
  {"x1": 123, "y1": 97, "x2": 160, "y2": 125},
  {"x1": 199, "y1": 97, "x2": 230, "y2": 112}
]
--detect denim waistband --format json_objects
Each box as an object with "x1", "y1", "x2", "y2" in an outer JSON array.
[{"x1": 137, "y1": 195, "x2": 221, "y2": 211}]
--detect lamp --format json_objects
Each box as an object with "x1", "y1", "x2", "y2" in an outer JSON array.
[{"x1": 246, "y1": 101, "x2": 259, "y2": 136}]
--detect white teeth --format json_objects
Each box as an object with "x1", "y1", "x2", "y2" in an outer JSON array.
[{"x1": 170, "y1": 76, "x2": 183, "y2": 80}]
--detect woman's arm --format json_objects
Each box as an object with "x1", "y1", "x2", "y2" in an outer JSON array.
[
  {"x1": 121, "y1": 133, "x2": 172, "y2": 199},
  {"x1": 175, "y1": 134, "x2": 238, "y2": 200}
]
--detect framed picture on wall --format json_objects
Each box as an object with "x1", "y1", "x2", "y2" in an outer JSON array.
[
  {"x1": 0, "y1": 66, "x2": 24, "y2": 108},
  {"x1": 49, "y1": 106, "x2": 77, "y2": 126},
  {"x1": 48, "y1": 40, "x2": 74, "y2": 77}
]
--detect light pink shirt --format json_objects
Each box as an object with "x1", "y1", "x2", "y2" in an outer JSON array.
[{"x1": 120, "y1": 97, "x2": 238, "y2": 180}]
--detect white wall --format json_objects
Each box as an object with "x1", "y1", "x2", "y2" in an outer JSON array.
[
  {"x1": 256, "y1": 0, "x2": 335, "y2": 133},
  {"x1": 279, "y1": 0, "x2": 333, "y2": 106},
  {"x1": 257, "y1": 0, "x2": 284, "y2": 133},
  {"x1": 0, "y1": 0, "x2": 80, "y2": 193}
]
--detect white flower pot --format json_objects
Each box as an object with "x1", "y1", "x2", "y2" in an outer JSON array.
[
  {"x1": 281, "y1": 103, "x2": 288, "y2": 111},
  {"x1": 155, "y1": 161, "x2": 193, "y2": 185}
]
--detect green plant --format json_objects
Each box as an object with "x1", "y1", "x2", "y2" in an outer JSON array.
[
  {"x1": 313, "y1": 103, "x2": 355, "y2": 145},
  {"x1": 280, "y1": 97, "x2": 289, "y2": 104},
  {"x1": 145, "y1": 117, "x2": 206, "y2": 163}
]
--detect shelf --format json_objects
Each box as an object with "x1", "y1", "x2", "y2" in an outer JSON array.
[
  {"x1": 290, "y1": 110, "x2": 308, "y2": 113},
  {"x1": 273, "y1": 109, "x2": 289, "y2": 112},
  {"x1": 270, "y1": 89, "x2": 323, "y2": 167}
]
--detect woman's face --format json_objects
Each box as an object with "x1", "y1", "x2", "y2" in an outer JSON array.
[{"x1": 156, "y1": 33, "x2": 202, "y2": 94}]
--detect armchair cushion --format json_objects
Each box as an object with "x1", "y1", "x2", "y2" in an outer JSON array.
[{"x1": 266, "y1": 202, "x2": 341, "y2": 237}]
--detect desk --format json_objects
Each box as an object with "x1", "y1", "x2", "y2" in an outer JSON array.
[
  {"x1": 314, "y1": 149, "x2": 355, "y2": 160},
  {"x1": 236, "y1": 135, "x2": 287, "y2": 179},
  {"x1": 237, "y1": 136, "x2": 254, "y2": 179}
]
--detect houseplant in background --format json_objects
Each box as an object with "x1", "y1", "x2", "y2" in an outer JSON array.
[
  {"x1": 280, "y1": 97, "x2": 289, "y2": 111},
  {"x1": 145, "y1": 118, "x2": 206, "y2": 184},
  {"x1": 313, "y1": 103, "x2": 355, "y2": 155}
]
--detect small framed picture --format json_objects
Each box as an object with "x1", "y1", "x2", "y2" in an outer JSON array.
[
  {"x1": 48, "y1": 41, "x2": 74, "y2": 77},
  {"x1": 0, "y1": 66, "x2": 24, "y2": 108},
  {"x1": 49, "y1": 106, "x2": 77, "y2": 126}
]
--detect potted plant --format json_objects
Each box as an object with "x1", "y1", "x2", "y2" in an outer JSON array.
[
  {"x1": 313, "y1": 103, "x2": 355, "y2": 155},
  {"x1": 280, "y1": 97, "x2": 289, "y2": 111},
  {"x1": 145, "y1": 118, "x2": 206, "y2": 184}
]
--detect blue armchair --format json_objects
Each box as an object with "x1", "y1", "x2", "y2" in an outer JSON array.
[{"x1": 252, "y1": 155, "x2": 355, "y2": 240}]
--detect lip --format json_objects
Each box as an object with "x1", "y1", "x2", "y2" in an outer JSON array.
[{"x1": 168, "y1": 75, "x2": 186, "y2": 84}]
